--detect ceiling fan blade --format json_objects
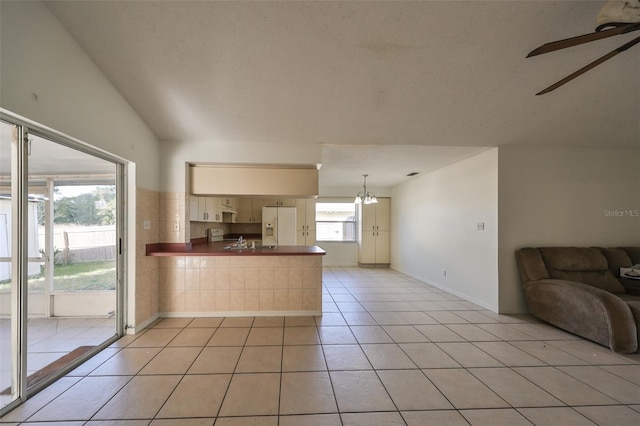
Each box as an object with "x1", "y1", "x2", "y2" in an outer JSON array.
[
  {"x1": 536, "y1": 35, "x2": 640, "y2": 95},
  {"x1": 527, "y1": 22, "x2": 640, "y2": 57}
]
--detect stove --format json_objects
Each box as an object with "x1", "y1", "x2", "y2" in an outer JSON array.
[{"x1": 208, "y1": 228, "x2": 224, "y2": 242}]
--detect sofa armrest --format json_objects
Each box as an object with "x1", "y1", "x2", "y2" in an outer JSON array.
[{"x1": 523, "y1": 279, "x2": 638, "y2": 353}]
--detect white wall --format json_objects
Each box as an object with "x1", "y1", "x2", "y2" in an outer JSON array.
[
  {"x1": 319, "y1": 185, "x2": 392, "y2": 198},
  {"x1": 498, "y1": 145, "x2": 640, "y2": 313},
  {"x1": 0, "y1": 1, "x2": 160, "y2": 190},
  {"x1": 391, "y1": 149, "x2": 499, "y2": 311},
  {"x1": 316, "y1": 242, "x2": 358, "y2": 266}
]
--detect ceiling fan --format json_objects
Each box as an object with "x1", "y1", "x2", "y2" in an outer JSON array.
[{"x1": 527, "y1": 0, "x2": 640, "y2": 95}]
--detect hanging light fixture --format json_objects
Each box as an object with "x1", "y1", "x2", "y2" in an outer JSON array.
[{"x1": 354, "y1": 174, "x2": 378, "y2": 205}]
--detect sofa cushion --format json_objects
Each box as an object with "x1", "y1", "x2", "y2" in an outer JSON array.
[
  {"x1": 540, "y1": 247, "x2": 625, "y2": 294},
  {"x1": 597, "y1": 247, "x2": 633, "y2": 276},
  {"x1": 515, "y1": 248, "x2": 550, "y2": 283},
  {"x1": 621, "y1": 247, "x2": 640, "y2": 265}
]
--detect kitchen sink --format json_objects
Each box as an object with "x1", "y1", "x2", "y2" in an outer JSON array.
[
  {"x1": 224, "y1": 244, "x2": 275, "y2": 250},
  {"x1": 224, "y1": 239, "x2": 271, "y2": 250}
]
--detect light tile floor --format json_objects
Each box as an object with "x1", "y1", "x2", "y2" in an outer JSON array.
[{"x1": 2, "y1": 267, "x2": 640, "y2": 425}]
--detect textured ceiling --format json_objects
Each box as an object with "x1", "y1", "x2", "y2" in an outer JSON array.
[{"x1": 44, "y1": 0, "x2": 639, "y2": 188}]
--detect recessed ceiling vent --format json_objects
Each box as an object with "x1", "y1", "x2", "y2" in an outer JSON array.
[{"x1": 406, "y1": 172, "x2": 420, "y2": 177}]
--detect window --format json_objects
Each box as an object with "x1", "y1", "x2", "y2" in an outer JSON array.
[{"x1": 315, "y1": 202, "x2": 356, "y2": 241}]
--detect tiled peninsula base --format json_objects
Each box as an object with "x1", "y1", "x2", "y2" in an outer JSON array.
[{"x1": 157, "y1": 255, "x2": 323, "y2": 317}]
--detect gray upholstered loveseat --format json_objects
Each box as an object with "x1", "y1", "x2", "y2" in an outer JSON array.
[{"x1": 515, "y1": 247, "x2": 640, "y2": 353}]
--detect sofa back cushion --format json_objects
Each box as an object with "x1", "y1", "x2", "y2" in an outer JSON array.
[
  {"x1": 515, "y1": 248, "x2": 550, "y2": 283},
  {"x1": 597, "y1": 247, "x2": 633, "y2": 277},
  {"x1": 539, "y1": 247, "x2": 625, "y2": 294},
  {"x1": 621, "y1": 247, "x2": 640, "y2": 265}
]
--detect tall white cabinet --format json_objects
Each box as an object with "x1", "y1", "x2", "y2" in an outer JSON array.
[
  {"x1": 296, "y1": 199, "x2": 316, "y2": 245},
  {"x1": 358, "y1": 198, "x2": 390, "y2": 266}
]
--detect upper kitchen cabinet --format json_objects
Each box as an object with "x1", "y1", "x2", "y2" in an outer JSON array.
[
  {"x1": 197, "y1": 197, "x2": 222, "y2": 222},
  {"x1": 189, "y1": 195, "x2": 200, "y2": 221},
  {"x1": 263, "y1": 197, "x2": 296, "y2": 207},
  {"x1": 237, "y1": 198, "x2": 263, "y2": 223},
  {"x1": 360, "y1": 198, "x2": 390, "y2": 232},
  {"x1": 296, "y1": 199, "x2": 316, "y2": 245},
  {"x1": 358, "y1": 198, "x2": 390, "y2": 266}
]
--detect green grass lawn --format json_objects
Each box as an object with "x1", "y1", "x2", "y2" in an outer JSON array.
[{"x1": 0, "y1": 260, "x2": 116, "y2": 292}]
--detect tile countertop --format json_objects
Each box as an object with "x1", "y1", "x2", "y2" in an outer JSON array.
[{"x1": 146, "y1": 239, "x2": 326, "y2": 257}]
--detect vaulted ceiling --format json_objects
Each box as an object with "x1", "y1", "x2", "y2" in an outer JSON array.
[{"x1": 44, "y1": 1, "x2": 639, "y2": 188}]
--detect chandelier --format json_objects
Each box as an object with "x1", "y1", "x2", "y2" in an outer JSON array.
[{"x1": 354, "y1": 174, "x2": 378, "y2": 205}]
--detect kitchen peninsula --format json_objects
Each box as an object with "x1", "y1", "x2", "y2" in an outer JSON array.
[{"x1": 146, "y1": 238, "x2": 325, "y2": 317}]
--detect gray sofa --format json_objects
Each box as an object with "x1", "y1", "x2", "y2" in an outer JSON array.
[{"x1": 515, "y1": 247, "x2": 640, "y2": 353}]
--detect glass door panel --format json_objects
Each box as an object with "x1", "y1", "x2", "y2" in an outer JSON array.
[
  {"x1": 0, "y1": 120, "x2": 16, "y2": 410},
  {"x1": 25, "y1": 134, "x2": 118, "y2": 390}
]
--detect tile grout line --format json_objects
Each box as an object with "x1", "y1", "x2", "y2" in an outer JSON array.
[{"x1": 150, "y1": 319, "x2": 219, "y2": 422}]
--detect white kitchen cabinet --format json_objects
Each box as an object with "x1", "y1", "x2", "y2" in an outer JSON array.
[
  {"x1": 251, "y1": 199, "x2": 264, "y2": 222},
  {"x1": 359, "y1": 229, "x2": 389, "y2": 264},
  {"x1": 263, "y1": 197, "x2": 296, "y2": 207},
  {"x1": 198, "y1": 197, "x2": 222, "y2": 222},
  {"x1": 297, "y1": 230, "x2": 315, "y2": 246},
  {"x1": 358, "y1": 198, "x2": 390, "y2": 266},
  {"x1": 237, "y1": 198, "x2": 263, "y2": 223},
  {"x1": 237, "y1": 198, "x2": 253, "y2": 223},
  {"x1": 296, "y1": 199, "x2": 316, "y2": 245},
  {"x1": 189, "y1": 196, "x2": 200, "y2": 221},
  {"x1": 361, "y1": 198, "x2": 389, "y2": 232}
]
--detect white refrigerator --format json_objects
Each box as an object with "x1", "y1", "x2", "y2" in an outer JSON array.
[{"x1": 262, "y1": 207, "x2": 297, "y2": 246}]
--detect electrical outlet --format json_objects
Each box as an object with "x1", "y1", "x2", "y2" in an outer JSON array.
[
  {"x1": 173, "y1": 221, "x2": 180, "y2": 232},
  {"x1": 442, "y1": 269, "x2": 447, "y2": 277},
  {"x1": 143, "y1": 220, "x2": 151, "y2": 230},
  {"x1": 477, "y1": 222, "x2": 485, "y2": 231}
]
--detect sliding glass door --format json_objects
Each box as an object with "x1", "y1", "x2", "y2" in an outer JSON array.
[
  {"x1": 0, "y1": 111, "x2": 126, "y2": 415},
  {"x1": 0, "y1": 120, "x2": 18, "y2": 410}
]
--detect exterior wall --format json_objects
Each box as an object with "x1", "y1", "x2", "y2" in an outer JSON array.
[{"x1": 158, "y1": 255, "x2": 322, "y2": 316}]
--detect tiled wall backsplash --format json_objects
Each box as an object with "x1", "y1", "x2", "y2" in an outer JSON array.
[
  {"x1": 190, "y1": 222, "x2": 229, "y2": 240},
  {"x1": 136, "y1": 187, "x2": 160, "y2": 326},
  {"x1": 159, "y1": 192, "x2": 187, "y2": 243}
]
